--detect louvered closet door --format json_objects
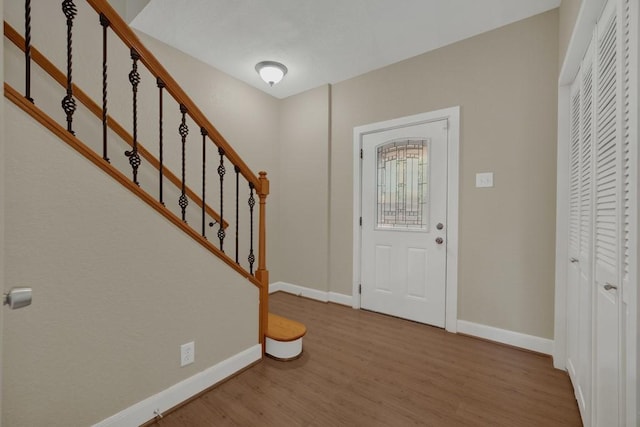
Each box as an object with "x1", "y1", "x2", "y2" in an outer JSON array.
[
  {"x1": 577, "y1": 40, "x2": 595, "y2": 421},
  {"x1": 566, "y1": 77, "x2": 581, "y2": 385},
  {"x1": 593, "y1": 0, "x2": 622, "y2": 424}
]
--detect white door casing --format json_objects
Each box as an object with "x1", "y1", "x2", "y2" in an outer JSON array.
[
  {"x1": 360, "y1": 121, "x2": 447, "y2": 326},
  {"x1": 620, "y1": 0, "x2": 639, "y2": 424},
  {"x1": 353, "y1": 107, "x2": 459, "y2": 332}
]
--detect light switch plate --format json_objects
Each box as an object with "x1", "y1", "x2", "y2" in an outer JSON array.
[{"x1": 476, "y1": 172, "x2": 494, "y2": 188}]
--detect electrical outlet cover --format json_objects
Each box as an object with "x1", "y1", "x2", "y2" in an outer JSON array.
[{"x1": 180, "y1": 341, "x2": 195, "y2": 367}]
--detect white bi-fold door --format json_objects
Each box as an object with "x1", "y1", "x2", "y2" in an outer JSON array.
[{"x1": 564, "y1": 0, "x2": 637, "y2": 424}]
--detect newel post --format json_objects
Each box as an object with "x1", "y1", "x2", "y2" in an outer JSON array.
[{"x1": 255, "y1": 171, "x2": 270, "y2": 350}]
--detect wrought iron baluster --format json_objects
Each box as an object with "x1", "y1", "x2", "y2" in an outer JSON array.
[
  {"x1": 178, "y1": 104, "x2": 189, "y2": 222},
  {"x1": 100, "y1": 13, "x2": 109, "y2": 162},
  {"x1": 61, "y1": 0, "x2": 77, "y2": 134},
  {"x1": 248, "y1": 182, "x2": 255, "y2": 274},
  {"x1": 124, "y1": 48, "x2": 142, "y2": 185},
  {"x1": 235, "y1": 166, "x2": 240, "y2": 264},
  {"x1": 24, "y1": 0, "x2": 33, "y2": 102},
  {"x1": 201, "y1": 128, "x2": 208, "y2": 237},
  {"x1": 217, "y1": 148, "x2": 226, "y2": 251},
  {"x1": 157, "y1": 78, "x2": 165, "y2": 205}
]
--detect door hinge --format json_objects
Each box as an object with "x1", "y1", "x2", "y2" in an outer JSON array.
[
  {"x1": 359, "y1": 217, "x2": 362, "y2": 226},
  {"x1": 360, "y1": 148, "x2": 363, "y2": 159},
  {"x1": 359, "y1": 284, "x2": 362, "y2": 294}
]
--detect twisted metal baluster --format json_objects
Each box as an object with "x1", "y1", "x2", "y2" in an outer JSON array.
[
  {"x1": 217, "y1": 148, "x2": 226, "y2": 251},
  {"x1": 201, "y1": 128, "x2": 208, "y2": 237},
  {"x1": 100, "y1": 13, "x2": 110, "y2": 162},
  {"x1": 124, "y1": 48, "x2": 142, "y2": 185},
  {"x1": 24, "y1": 0, "x2": 33, "y2": 102},
  {"x1": 248, "y1": 182, "x2": 256, "y2": 274},
  {"x1": 157, "y1": 78, "x2": 165, "y2": 205},
  {"x1": 235, "y1": 166, "x2": 240, "y2": 264},
  {"x1": 178, "y1": 104, "x2": 189, "y2": 222},
  {"x1": 61, "y1": 0, "x2": 77, "y2": 134}
]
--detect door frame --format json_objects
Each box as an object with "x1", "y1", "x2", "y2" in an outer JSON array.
[{"x1": 352, "y1": 107, "x2": 460, "y2": 333}]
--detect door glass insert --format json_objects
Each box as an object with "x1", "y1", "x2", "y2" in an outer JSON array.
[{"x1": 376, "y1": 139, "x2": 429, "y2": 230}]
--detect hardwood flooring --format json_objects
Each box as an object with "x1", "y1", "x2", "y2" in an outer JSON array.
[{"x1": 152, "y1": 292, "x2": 582, "y2": 426}]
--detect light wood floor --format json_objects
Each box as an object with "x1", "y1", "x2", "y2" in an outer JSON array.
[{"x1": 152, "y1": 292, "x2": 582, "y2": 426}]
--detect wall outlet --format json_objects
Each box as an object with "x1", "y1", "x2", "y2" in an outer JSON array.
[{"x1": 180, "y1": 341, "x2": 195, "y2": 367}]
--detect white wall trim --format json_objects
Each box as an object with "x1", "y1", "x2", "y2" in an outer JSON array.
[
  {"x1": 559, "y1": 0, "x2": 608, "y2": 85},
  {"x1": 352, "y1": 107, "x2": 460, "y2": 333},
  {"x1": 92, "y1": 344, "x2": 262, "y2": 427},
  {"x1": 328, "y1": 291, "x2": 353, "y2": 306},
  {"x1": 272, "y1": 282, "x2": 552, "y2": 354},
  {"x1": 554, "y1": 84, "x2": 570, "y2": 370},
  {"x1": 270, "y1": 281, "x2": 353, "y2": 306},
  {"x1": 626, "y1": 0, "x2": 639, "y2": 423},
  {"x1": 457, "y1": 320, "x2": 554, "y2": 355}
]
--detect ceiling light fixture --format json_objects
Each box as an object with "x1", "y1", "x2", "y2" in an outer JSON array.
[{"x1": 255, "y1": 61, "x2": 288, "y2": 87}]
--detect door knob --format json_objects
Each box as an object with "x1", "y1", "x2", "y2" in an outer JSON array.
[
  {"x1": 436, "y1": 223, "x2": 444, "y2": 230},
  {"x1": 435, "y1": 237, "x2": 443, "y2": 244},
  {"x1": 604, "y1": 283, "x2": 618, "y2": 291},
  {"x1": 570, "y1": 257, "x2": 579, "y2": 263}
]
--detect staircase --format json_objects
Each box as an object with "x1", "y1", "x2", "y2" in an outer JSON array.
[{"x1": 3, "y1": 0, "x2": 304, "y2": 422}]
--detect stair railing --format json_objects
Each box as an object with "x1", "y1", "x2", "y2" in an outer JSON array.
[{"x1": 4, "y1": 0, "x2": 270, "y2": 346}]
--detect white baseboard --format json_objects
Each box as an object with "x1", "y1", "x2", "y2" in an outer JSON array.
[
  {"x1": 328, "y1": 291, "x2": 353, "y2": 306},
  {"x1": 92, "y1": 344, "x2": 262, "y2": 427},
  {"x1": 270, "y1": 281, "x2": 353, "y2": 307},
  {"x1": 271, "y1": 283, "x2": 551, "y2": 354},
  {"x1": 457, "y1": 320, "x2": 553, "y2": 355}
]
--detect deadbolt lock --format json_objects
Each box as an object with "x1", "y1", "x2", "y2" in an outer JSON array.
[{"x1": 436, "y1": 223, "x2": 444, "y2": 230}]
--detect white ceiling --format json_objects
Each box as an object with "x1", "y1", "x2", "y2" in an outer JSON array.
[{"x1": 131, "y1": 0, "x2": 561, "y2": 99}]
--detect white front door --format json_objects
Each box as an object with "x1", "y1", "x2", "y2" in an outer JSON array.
[{"x1": 360, "y1": 120, "x2": 448, "y2": 327}]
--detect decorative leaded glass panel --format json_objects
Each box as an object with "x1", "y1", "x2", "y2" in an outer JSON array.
[{"x1": 376, "y1": 139, "x2": 429, "y2": 230}]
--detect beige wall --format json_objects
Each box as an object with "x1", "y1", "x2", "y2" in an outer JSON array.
[
  {"x1": 330, "y1": 10, "x2": 559, "y2": 339},
  {"x1": 109, "y1": 0, "x2": 150, "y2": 23},
  {"x1": 278, "y1": 86, "x2": 330, "y2": 290},
  {"x1": 559, "y1": 0, "x2": 583, "y2": 67},
  {"x1": 135, "y1": 32, "x2": 283, "y2": 281},
  {"x1": 3, "y1": 102, "x2": 259, "y2": 426}
]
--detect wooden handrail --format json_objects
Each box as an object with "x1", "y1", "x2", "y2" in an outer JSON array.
[
  {"x1": 85, "y1": 0, "x2": 261, "y2": 191},
  {"x1": 4, "y1": 83, "x2": 262, "y2": 291},
  {"x1": 4, "y1": 21, "x2": 228, "y2": 230}
]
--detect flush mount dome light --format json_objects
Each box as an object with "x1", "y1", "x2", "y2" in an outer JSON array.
[{"x1": 255, "y1": 61, "x2": 288, "y2": 87}]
